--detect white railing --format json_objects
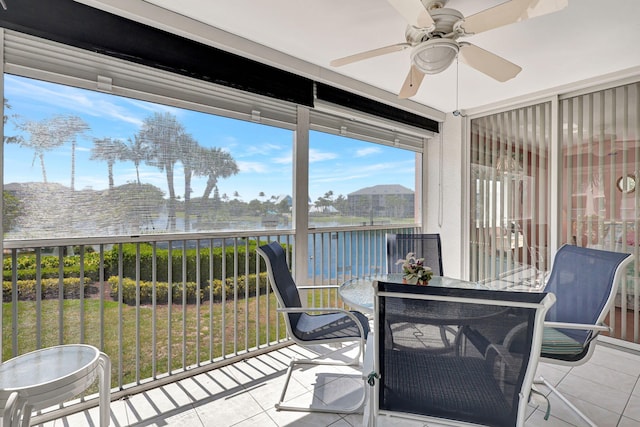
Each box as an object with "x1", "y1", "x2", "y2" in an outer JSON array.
[{"x1": 1, "y1": 225, "x2": 416, "y2": 421}]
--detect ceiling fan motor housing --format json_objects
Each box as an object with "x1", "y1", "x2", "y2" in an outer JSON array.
[
  {"x1": 427, "y1": 8, "x2": 463, "y2": 37},
  {"x1": 408, "y1": 8, "x2": 463, "y2": 74}
]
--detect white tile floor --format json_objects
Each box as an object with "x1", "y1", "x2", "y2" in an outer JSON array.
[{"x1": 36, "y1": 341, "x2": 640, "y2": 427}]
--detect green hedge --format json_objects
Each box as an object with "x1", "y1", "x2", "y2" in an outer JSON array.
[
  {"x1": 108, "y1": 272, "x2": 270, "y2": 305},
  {"x1": 103, "y1": 241, "x2": 273, "y2": 286},
  {"x1": 3, "y1": 253, "x2": 101, "y2": 282},
  {"x1": 2, "y1": 277, "x2": 93, "y2": 302},
  {"x1": 3, "y1": 241, "x2": 288, "y2": 290}
]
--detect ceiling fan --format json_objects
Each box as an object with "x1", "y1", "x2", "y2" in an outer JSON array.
[{"x1": 330, "y1": 0, "x2": 568, "y2": 98}]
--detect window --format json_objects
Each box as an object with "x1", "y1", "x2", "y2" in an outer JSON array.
[
  {"x1": 3, "y1": 75, "x2": 294, "y2": 239},
  {"x1": 308, "y1": 130, "x2": 419, "y2": 227}
]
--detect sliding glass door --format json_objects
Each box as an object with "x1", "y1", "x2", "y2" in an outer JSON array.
[{"x1": 469, "y1": 103, "x2": 551, "y2": 282}]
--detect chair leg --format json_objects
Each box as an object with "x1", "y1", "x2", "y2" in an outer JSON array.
[
  {"x1": 275, "y1": 357, "x2": 367, "y2": 414},
  {"x1": 98, "y1": 352, "x2": 111, "y2": 427},
  {"x1": 535, "y1": 376, "x2": 598, "y2": 427}
]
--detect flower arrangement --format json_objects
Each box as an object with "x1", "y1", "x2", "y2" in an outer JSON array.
[{"x1": 396, "y1": 252, "x2": 433, "y2": 285}]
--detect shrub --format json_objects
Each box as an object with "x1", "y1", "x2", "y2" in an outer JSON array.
[
  {"x1": 2, "y1": 277, "x2": 93, "y2": 302},
  {"x1": 108, "y1": 272, "x2": 270, "y2": 305},
  {"x1": 3, "y1": 253, "x2": 101, "y2": 282}
]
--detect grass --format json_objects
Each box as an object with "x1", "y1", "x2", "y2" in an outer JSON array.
[{"x1": 2, "y1": 292, "x2": 289, "y2": 389}]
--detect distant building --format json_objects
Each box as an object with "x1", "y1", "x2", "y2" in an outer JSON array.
[
  {"x1": 309, "y1": 205, "x2": 339, "y2": 214},
  {"x1": 347, "y1": 184, "x2": 414, "y2": 217},
  {"x1": 273, "y1": 194, "x2": 292, "y2": 206}
]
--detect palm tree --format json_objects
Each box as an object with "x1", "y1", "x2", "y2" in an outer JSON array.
[
  {"x1": 90, "y1": 137, "x2": 126, "y2": 190},
  {"x1": 58, "y1": 115, "x2": 90, "y2": 191},
  {"x1": 200, "y1": 147, "x2": 239, "y2": 200},
  {"x1": 178, "y1": 133, "x2": 200, "y2": 232},
  {"x1": 14, "y1": 117, "x2": 68, "y2": 183},
  {"x1": 123, "y1": 135, "x2": 150, "y2": 185},
  {"x1": 137, "y1": 112, "x2": 186, "y2": 230}
]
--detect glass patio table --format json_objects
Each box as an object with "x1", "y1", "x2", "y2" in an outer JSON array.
[{"x1": 339, "y1": 273, "x2": 489, "y2": 313}]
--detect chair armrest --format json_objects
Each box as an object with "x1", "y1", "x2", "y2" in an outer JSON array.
[
  {"x1": 503, "y1": 322, "x2": 528, "y2": 350},
  {"x1": 544, "y1": 321, "x2": 610, "y2": 332},
  {"x1": 363, "y1": 332, "x2": 375, "y2": 376},
  {"x1": 277, "y1": 307, "x2": 368, "y2": 338},
  {"x1": 486, "y1": 343, "x2": 521, "y2": 366},
  {"x1": 277, "y1": 306, "x2": 353, "y2": 314},
  {"x1": 297, "y1": 285, "x2": 339, "y2": 290},
  {"x1": 485, "y1": 343, "x2": 523, "y2": 388}
]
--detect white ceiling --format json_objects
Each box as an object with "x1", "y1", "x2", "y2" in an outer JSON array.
[{"x1": 86, "y1": 0, "x2": 640, "y2": 116}]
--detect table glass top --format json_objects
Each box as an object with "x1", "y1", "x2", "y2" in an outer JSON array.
[
  {"x1": 339, "y1": 273, "x2": 487, "y2": 312},
  {"x1": 0, "y1": 345, "x2": 99, "y2": 389}
]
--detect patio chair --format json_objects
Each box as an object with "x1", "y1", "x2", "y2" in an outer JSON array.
[
  {"x1": 256, "y1": 241, "x2": 370, "y2": 413},
  {"x1": 536, "y1": 244, "x2": 633, "y2": 426},
  {"x1": 386, "y1": 233, "x2": 453, "y2": 349},
  {"x1": 365, "y1": 281, "x2": 554, "y2": 427},
  {"x1": 386, "y1": 233, "x2": 443, "y2": 276}
]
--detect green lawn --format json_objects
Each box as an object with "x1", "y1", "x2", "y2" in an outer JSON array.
[{"x1": 2, "y1": 294, "x2": 288, "y2": 389}]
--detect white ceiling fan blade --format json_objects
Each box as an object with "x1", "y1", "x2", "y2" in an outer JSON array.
[
  {"x1": 398, "y1": 65, "x2": 425, "y2": 99},
  {"x1": 459, "y1": 43, "x2": 522, "y2": 82},
  {"x1": 387, "y1": 0, "x2": 435, "y2": 29},
  {"x1": 330, "y1": 43, "x2": 411, "y2": 67},
  {"x1": 462, "y1": 0, "x2": 568, "y2": 35}
]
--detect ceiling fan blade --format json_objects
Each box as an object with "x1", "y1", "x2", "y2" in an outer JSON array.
[
  {"x1": 330, "y1": 43, "x2": 411, "y2": 67},
  {"x1": 398, "y1": 65, "x2": 425, "y2": 99},
  {"x1": 459, "y1": 43, "x2": 522, "y2": 82},
  {"x1": 387, "y1": 0, "x2": 435, "y2": 29},
  {"x1": 462, "y1": 0, "x2": 568, "y2": 35}
]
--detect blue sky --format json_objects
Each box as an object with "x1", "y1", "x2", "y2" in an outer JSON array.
[{"x1": 3, "y1": 74, "x2": 416, "y2": 202}]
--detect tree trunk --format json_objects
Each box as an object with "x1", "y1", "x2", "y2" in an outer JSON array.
[
  {"x1": 166, "y1": 165, "x2": 176, "y2": 231},
  {"x1": 39, "y1": 153, "x2": 47, "y2": 183},
  {"x1": 184, "y1": 168, "x2": 192, "y2": 232}
]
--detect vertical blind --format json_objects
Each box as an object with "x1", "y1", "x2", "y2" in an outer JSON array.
[
  {"x1": 560, "y1": 82, "x2": 639, "y2": 341},
  {"x1": 470, "y1": 102, "x2": 551, "y2": 282}
]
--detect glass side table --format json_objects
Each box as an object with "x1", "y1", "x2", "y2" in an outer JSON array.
[{"x1": 0, "y1": 344, "x2": 111, "y2": 426}]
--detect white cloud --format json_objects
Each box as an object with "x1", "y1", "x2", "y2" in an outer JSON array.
[
  {"x1": 309, "y1": 148, "x2": 338, "y2": 163},
  {"x1": 237, "y1": 161, "x2": 268, "y2": 173},
  {"x1": 355, "y1": 147, "x2": 382, "y2": 157},
  {"x1": 311, "y1": 159, "x2": 414, "y2": 184},
  {"x1": 236, "y1": 142, "x2": 284, "y2": 158}
]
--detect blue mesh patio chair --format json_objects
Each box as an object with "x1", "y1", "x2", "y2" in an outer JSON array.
[
  {"x1": 386, "y1": 233, "x2": 452, "y2": 349},
  {"x1": 257, "y1": 241, "x2": 370, "y2": 413},
  {"x1": 386, "y1": 233, "x2": 443, "y2": 276},
  {"x1": 536, "y1": 244, "x2": 633, "y2": 426},
  {"x1": 365, "y1": 281, "x2": 555, "y2": 427}
]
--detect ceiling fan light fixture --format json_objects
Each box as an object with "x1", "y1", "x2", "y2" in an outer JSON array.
[{"x1": 411, "y1": 38, "x2": 459, "y2": 74}]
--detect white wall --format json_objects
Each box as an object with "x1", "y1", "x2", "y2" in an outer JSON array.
[{"x1": 423, "y1": 113, "x2": 466, "y2": 279}]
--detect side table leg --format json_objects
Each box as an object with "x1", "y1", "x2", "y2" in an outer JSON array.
[
  {"x1": 98, "y1": 352, "x2": 111, "y2": 427},
  {"x1": 18, "y1": 404, "x2": 32, "y2": 427},
  {"x1": 3, "y1": 392, "x2": 20, "y2": 427}
]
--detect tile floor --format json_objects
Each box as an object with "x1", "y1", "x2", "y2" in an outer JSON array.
[{"x1": 36, "y1": 341, "x2": 640, "y2": 427}]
